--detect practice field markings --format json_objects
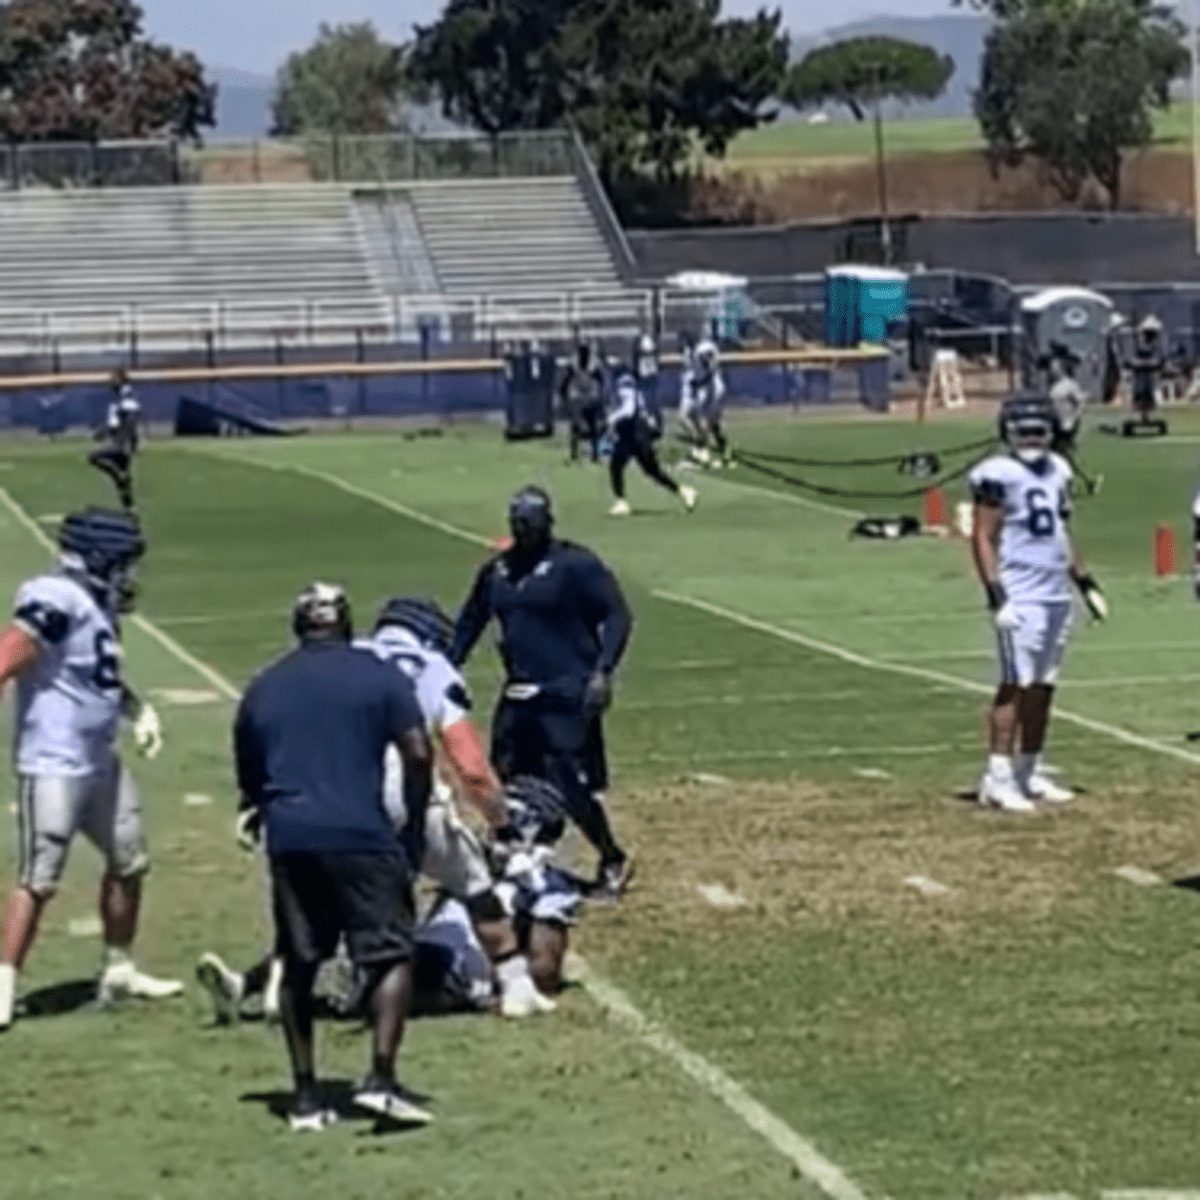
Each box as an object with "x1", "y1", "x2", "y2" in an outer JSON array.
[
  {"x1": 653, "y1": 591, "x2": 1200, "y2": 770},
  {"x1": 0, "y1": 478, "x2": 874, "y2": 1200},
  {"x1": 1114, "y1": 865, "x2": 1163, "y2": 887},
  {"x1": 904, "y1": 875, "x2": 953, "y2": 897},
  {"x1": 694, "y1": 468, "x2": 867, "y2": 520},
  {"x1": 697, "y1": 883, "x2": 749, "y2": 909},
  {"x1": 151, "y1": 688, "x2": 222, "y2": 707}
]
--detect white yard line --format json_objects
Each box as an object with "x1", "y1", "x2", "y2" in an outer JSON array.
[
  {"x1": 572, "y1": 958, "x2": 873, "y2": 1200},
  {"x1": 695, "y1": 469, "x2": 867, "y2": 520},
  {"x1": 1, "y1": 474, "x2": 875, "y2": 1200},
  {"x1": 653, "y1": 591, "x2": 1200, "y2": 769}
]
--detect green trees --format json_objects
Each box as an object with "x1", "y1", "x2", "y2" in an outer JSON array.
[
  {"x1": 973, "y1": 0, "x2": 1188, "y2": 207},
  {"x1": 406, "y1": 0, "x2": 788, "y2": 185},
  {"x1": 271, "y1": 22, "x2": 407, "y2": 137},
  {"x1": 784, "y1": 36, "x2": 954, "y2": 122},
  {"x1": 0, "y1": 0, "x2": 214, "y2": 142}
]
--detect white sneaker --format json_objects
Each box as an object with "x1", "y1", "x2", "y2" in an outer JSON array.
[
  {"x1": 690, "y1": 447, "x2": 712, "y2": 467},
  {"x1": 608, "y1": 499, "x2": 632, "y2": 517},
  {"x1": 499, "y1": 973, "x2": 557, "y2": 1018},
  {"x1": 679, "y1": 485, "x2": 698, "y2": 513},
  {"x1": 978, "y1": 774, "x2": 1037, "y2": 814},
  {"x1": 98, "y1": 960, "x2": 183, "y2": 1005},
  {"x1": 1025, "y1": 773, "x2": 1074, "y2": 804},
  {"x1": 195, "y1": 953, "x2": 244, "y2": 1024},
  {"x1": 0, "y1": 963, "x2": 15, "y2": 1031}
]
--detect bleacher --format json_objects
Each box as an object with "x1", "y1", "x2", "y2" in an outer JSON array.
[
  {"x1": 405, "y1": 177, "x2": 624, "y2": 296},
  {"x1": 0, "y1": 184, "x2": 390, "y2": 350},
  {"x1": 0, "y1": 138, "x2": 645, "y2": 361}
]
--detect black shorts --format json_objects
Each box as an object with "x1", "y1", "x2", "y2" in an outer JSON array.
[
  {"x1": 491, "y1": 695, "x2": 608, "y2": 794},
  {"x1": 270, "y1": 850, "x2": 414, "y2": 970}
]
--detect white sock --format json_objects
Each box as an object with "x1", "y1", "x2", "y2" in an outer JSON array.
[
  {"x1": 495, "y1": 954, "x2": 534, "y2": 992},
  {"x1": 103, "y1": 945, "x2": 132, "y2": 972},
  {"x1": 0, "y1": 962, "x2": 16, "y2": 1026},
  {"x1": 987, "y1": 753, "x2": 1014, "y2": 781}
]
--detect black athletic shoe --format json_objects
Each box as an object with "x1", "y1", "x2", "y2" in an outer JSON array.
[
  {"x1": 353, "y1": 1076, "x2": 434, "y2": 1125},
  {"x1": 288, "y1": 1087, "x2": 338, "y2": 1133}
]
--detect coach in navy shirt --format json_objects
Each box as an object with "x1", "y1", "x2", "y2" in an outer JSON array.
[
  {"x1": 235, "y1": 583, "x2": 434, "y2": 1132},
  {"x1": 449, "y1": 485, "x2": 634, "y2": 901}
]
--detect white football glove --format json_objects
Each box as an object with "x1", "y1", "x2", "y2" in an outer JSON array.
[
  {"x1": 236, "y1": 808, "x2": 262, "y2": 854},
  {"x1": 133, "y1": 703, "x2": 163, "y2": 759},
  {"x1": 993, "y1": 601, "x2": 1022, "y2": 632}
]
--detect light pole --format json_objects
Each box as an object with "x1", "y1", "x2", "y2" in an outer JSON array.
[
  {"x1": 1192, "y1": 0, "x2": 1200, "y2": 253},
  {"x1": 871, "y1": 62, "x2": 893, "y2": 266}
]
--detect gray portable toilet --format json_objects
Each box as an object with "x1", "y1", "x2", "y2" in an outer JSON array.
[{"x1": 1020, "y1": 286, "x2": 1115, "y2": 403}]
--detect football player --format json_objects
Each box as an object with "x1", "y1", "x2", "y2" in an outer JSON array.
[
  {"x1": 490, "y1": 776, "x2": 585, "y2": 997},
  {"x1": 197, "y1": 596, "x2": 554, "y2": 1021},
  {"x1": 559, "y1": 340, "x2": 607, "y2": 464},
  {"x1": 88, "y1": 370, "x2": 141, "y2": 510},
  {"x1": 968, "y1": 395, "x2": 1108, "y2": 813},
  {"x1": 0, "y1": 508, "x2": 177, "y2": 1030},
  {"x1": 606, "y1": 364, "x2": 697, "y2": 517},
  {"x1": 680, "y1": 338, "x2": 729, "y2": 467}
]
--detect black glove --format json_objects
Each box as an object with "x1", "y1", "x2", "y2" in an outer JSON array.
[
  {"x1": 583, "y1": 669, "x2": 612, "y2": 715},
  {"x1": 1075, "y1": 574, "x2": 1109, "y2": 621}
]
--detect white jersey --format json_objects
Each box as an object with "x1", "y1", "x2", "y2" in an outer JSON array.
[
  {"x1": 364, "y1": 628, "x2": 473, "y2": 829},
  {"x1": 11, "y1": 572, "x2": 123, "y2": 776},
  {"x1": 968, "y1": 452, "x2": 1075, "y2": 603},
  {"x1": 1049, "y1": 377, "x2": 1087, "y2": 432},
  {"x1": 364, "y1": 627, "x2": 470, "y2": 737}
]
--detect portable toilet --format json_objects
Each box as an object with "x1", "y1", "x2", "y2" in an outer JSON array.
[
  {"x1": 825, "y1": 265, "x2": 908, "y2": 347},
  {"x1": 1019, "y1": 286, "x2": 1114, "y2": 403}
]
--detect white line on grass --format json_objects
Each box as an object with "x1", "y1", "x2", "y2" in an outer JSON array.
[
  {"x1": 571, "y1": 957, "x2": 872, "y2": 1200},
  {"x1": 0, "y1": 488, "x2": 241, "y2": 701},
  {"x1": 1, "y1": 476, "x2": 875, "y2": 1200},
  {"x1": 695, "y1": 469, "x2": 867, "y2": 520},
  {"x1": 653, "y1": 591, "x2": 1200, "y2": 769}
]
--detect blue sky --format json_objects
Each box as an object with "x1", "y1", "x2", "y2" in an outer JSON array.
[{"x1": 141, "y1": 0, "x2": 954, "y2": 76}]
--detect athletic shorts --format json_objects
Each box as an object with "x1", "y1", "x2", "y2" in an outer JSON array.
[
  {"x1": 995, "y1": 600, "x2": 1074, "y2": 687},
  {"x1": 15, "y1": 760, "x2": 148, "y2": 894},
  {"x1": 492, "y1": 695, "x2": 608, "y2": 796},
  {"x1": 682, "y1": 379, "x2": 725, "y2": 426},
  {"x1": 270, "y1": 850, "x2": 414, "y2": 969}
]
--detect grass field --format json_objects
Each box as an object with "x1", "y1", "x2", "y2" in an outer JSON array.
[
  {"x1": 724, "y1": 99, "x2": 1197, "y2": 166},
  {"x1": 4, "y1": 407, "x2": 1200, "y2": 1199}
]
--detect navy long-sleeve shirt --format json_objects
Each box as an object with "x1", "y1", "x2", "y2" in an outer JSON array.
[
  {"x1": 448, "y1": 540, "x2": 632, "y2": 702},
  {"x1": 234, "y1": 641, "x2": 425, "y2": 855}
]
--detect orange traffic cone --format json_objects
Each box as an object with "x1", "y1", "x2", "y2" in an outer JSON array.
[
  {"x1": 924, "y1": 487, "x2": 947, "y2": 530},
  {"x1": 1154, "y1": 524, "x2": 1176, "y2": 577}
]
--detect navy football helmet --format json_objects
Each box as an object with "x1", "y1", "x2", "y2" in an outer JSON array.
[
  {"x1": 999, "y1": 394, "x2": 1059, "y2": 463},
  {"x1": 58, "y1": 508, "x2": 144, "y2": 610},
  {"x1": 373, "y1": 595, "x2": 454, "y2": 652},
  {"x1": 503, "y1": 776, "x2": 568, "y2": 847}
]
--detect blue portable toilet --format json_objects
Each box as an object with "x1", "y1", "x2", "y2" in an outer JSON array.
[{"x1": 825, "y1": 265, "x2": 908, "y2": 347}]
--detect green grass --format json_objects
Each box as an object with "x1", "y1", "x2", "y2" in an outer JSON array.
[
  {"x1": 4, "y1": 408, "x2": 1200, "y2": 1198},
  {"x1": 724, "y1": 98, "x2": 1197, "y2": 165}
]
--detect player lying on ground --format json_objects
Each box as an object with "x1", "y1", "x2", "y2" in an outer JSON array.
[
  {"x1": 679, "y1": 338, "x2": 730, "y2": 467},
  {"x1": 199, "y1": 596, "x2": 554, "y2": 1021},
  {"x1": 606, "y1": 363, "x2": 697, "y2": 518},
  {"x1": 969, "y1": 394, "x2": 1108, "y2": 813},
  {"x1": 0, "y1": 509, "x2": 178, "y2": 1031}
]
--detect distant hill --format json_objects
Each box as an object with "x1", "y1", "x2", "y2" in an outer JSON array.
[{"x1": 790, "y1": 13, "x2": 993, "y2": 121}]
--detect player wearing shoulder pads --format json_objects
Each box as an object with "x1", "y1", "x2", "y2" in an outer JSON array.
[
  {"x1": 968, "y1": 395, "x2": 1108, "y2": 813},
  {"x1": 88, "y1": 369, "x2": 140, "y2": 510},
  {"x1": 560, "y1": 341, "x2": 607, "y2": 464},
  {"x1": 489, "y1": 776, "x2": 586, "y2": 998},
  {"x1": 0, "y1": 508, "x2": 178, "y2": 1031},
  {"x1": 369, "y1": 596, "x2": 554, "y2": 1019},
  {"x1": 605, "y1": 365, "x2": 696, "y2": 518},
  {"x1": 680, "y1": 338, "x2": 729, "y2": 467}
]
